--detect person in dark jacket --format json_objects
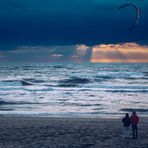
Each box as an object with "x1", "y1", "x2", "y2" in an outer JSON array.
[
  {"x1": 130, "y1": 111, "x2": 139, "y2": 139},
  {"x1": 122, "y1": 113, "x2": 131, "y2": 138}
]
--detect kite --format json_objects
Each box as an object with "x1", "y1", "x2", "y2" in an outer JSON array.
[{"x1": 119, "y1": 3, "x2": 141, "y2": 31}]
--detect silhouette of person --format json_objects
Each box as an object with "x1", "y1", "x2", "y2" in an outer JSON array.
[
  {"x1": 122, "y1": 113, "x2": 131, "y2": 138},
  {"x1": 130, "y1": 111, "x2": 139, "y2": 139}
]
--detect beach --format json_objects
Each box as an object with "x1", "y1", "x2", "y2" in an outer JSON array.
[{"x1": 0, "y1": 117, "x2": 148, "y2": 148}]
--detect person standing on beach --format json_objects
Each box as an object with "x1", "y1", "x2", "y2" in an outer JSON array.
[
  {"x1": 122, "y1": 113, "x2": 131, "y2": 138},
  {"x1": 130, "y1": 111, "x2": 139, "y2": 139}
]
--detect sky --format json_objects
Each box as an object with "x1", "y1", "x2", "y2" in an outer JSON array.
[{"x1": 0, "y1": 0, "x2": 148, "y2": 63}]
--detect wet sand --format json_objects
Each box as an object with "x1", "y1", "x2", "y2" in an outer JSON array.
[{"x1": 0, "y1": 117, "x2": 148, "y2": 148}]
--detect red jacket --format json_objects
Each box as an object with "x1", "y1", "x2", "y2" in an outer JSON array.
[{"x1": 130, "y1": 114, "x2": 139, "y2": 125}]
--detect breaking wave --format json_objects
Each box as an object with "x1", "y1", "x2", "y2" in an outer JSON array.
[
  {"x1": 58, "y1": 77, "x2": 91, "y2": 87},
  {"x1": 120, "y1": 108, "x2": 148, "y2": 113}
]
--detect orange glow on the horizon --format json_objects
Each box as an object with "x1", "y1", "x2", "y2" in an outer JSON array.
[{"x1": 90, "y1": 43, "x2": 148, "y2": 63}]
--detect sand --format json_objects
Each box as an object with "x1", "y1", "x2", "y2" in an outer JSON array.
[{"x1": 0, "y1": 117, "x2": 148, "y2": 148}]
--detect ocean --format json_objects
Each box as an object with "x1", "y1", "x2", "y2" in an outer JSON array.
[{"x1": 0, "y1": 63, "x2": 148, "y2": 117}]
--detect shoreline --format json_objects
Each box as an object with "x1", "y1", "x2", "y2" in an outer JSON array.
[
  {"x1": 1, "y1": 113, "x2": 148, "y2": 119},
  {"x1": 0, "y1": 116, "x2": 148, "y2": 148}
]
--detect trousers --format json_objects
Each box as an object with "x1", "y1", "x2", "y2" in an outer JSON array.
[
  {"x1": 123, "y1": 127, "x2": 130, "y2": 138},
  {"x1": 132, "y1": 125, "x2": 138, "y2": 138}
]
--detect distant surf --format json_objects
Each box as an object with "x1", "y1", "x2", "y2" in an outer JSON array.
[{"x1": 0, "y1": 63, "x2": 148, "y2": 117}]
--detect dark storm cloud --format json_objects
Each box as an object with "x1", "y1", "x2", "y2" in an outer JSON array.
[{"x1": 0, "y1": 0, "x2": 148, "y2": 49}]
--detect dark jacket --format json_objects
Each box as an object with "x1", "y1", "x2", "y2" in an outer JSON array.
[{"x1": 122, "y1": 117, "x2": 131, "y2": 127}]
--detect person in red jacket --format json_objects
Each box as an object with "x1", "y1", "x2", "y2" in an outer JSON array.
[{"x1": 130, "y1": 111, "x2": 139, "y2": 139}]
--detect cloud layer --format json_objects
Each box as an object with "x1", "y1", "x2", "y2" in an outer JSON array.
[{"x1": 0, "y1": 43, "x2": 148, "y2": 63}]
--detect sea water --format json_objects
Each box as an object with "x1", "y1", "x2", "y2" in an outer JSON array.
[{"x1": 0, "y1": 63, "x2": 148, "y2": 117}]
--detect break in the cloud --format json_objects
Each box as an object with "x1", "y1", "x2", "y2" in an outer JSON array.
[
  {"x1": 50, "y1": 54, "x2": 63, "y2": 57},
  {"x1": 0, "y1": 42, "x2": 148, "y2": 63},
  {"x1": 91, "y1": 43, "x2": 148, "y2": 62},
  {"x1": 76, "y1": 44, "x2": 90, "y2": 56}
]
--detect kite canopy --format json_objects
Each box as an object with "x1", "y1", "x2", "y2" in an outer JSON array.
[{"x1": 119, "y1": 3, "x2": 141, "y2": 31}]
